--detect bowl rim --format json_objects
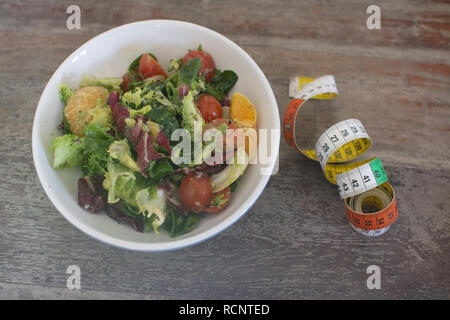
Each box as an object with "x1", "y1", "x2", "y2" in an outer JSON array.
[{"x1": 32, "y1": 19, "x2": 280, "y2": 251}]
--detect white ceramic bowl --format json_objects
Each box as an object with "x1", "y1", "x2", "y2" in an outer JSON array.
[{"x1": 32, "y1": 20, "x2": 280, "y2": 251}]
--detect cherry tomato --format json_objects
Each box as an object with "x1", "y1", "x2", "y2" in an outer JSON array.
[
  {"x1": 197, "y1": 94, "x2": 222, "y2": 122},
  {"x1": 204, "y1": 118, "x2": 239, "y2": 151},
  {"x1": 179, "y1": 172, "x2": 213, "y2": 212},
  {"x1": 138, "y1": 53, "x2": 167, "y2": 79},
  {"x1": 182, "y1": 50, "x2": 215, "y2": 82},
  {"x1": 203, "y1": 187, "x2": 231, "y2": 213}
]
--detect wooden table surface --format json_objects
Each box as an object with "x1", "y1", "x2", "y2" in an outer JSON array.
[{"x1": 0, "y1": 0, "x2": 449, "y2": 299}]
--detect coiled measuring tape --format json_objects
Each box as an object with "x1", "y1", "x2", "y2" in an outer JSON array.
[{"x1": 283, "y1": 75, "x2": 398, "y2": 236}]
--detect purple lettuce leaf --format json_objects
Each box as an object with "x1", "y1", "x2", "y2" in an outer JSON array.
[
  {"x1": 106, "y1": 204, "x2": 144, "y2": 232},
  {"x1": 136, "y1": 132, "x2": 162, "y2": 177},
  {"x1": 108, "y1": 91, "x2": 130, "y2": 135},
  {"x1": 126, "y1": 116, "x2": 145, "y2": 146},
  {"x1": 77, "y1": 176, "x2": 105, "y2": 213},
  {"x1": 156, "y1": 130, "x2": 172, "y2": 153}
]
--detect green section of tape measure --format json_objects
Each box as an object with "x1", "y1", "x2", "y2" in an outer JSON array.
[{"x1": 369, "y1": 158, "x2": 388, "y2": 186}]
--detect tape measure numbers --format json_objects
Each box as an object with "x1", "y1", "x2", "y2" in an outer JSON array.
[{"x1": 283, "y1": 75, "x2": 398, "y2": 236}]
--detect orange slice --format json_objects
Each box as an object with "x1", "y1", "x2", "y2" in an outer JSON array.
[{"x1": 230, "y1": 92, "x2": 257, "y2": 129}]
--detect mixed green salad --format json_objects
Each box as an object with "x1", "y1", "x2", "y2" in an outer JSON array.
[{"x1": 49, "y1": 46, "x2": 254, "y2": 237}]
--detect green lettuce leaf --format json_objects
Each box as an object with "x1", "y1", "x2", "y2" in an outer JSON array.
[
  {"x1": 82, "y1": 124, "x2": 114, "y2": 176},
  {"x1": 121, "y1": 87, "x2": 151, "y2": 109},
  {"x1": 80, "y1": 75, "x2": 122, "y2": 92},
  {"x1": 59, "y1": 85, "x2": 74, "y2": 105},
  {"x1": 128, "y1": 105, "x2": 152, "y2": 119},
  {"x1": 167, "y1": 58, "x2": 182, "y2": 72},
  {"x1": 181, "y1": 90, "x2": 205, "y2": 137},
  {"x1": 164, "y1": 75, "x2": 180, "y2": 107},
  {"x1": 153, "y1": 90, "x2": 178, "y2": 114},
  {"x1": 135, "y1": 186, "x2": 168, "y2": 233},
  {"x1": 108, "y1": 139, "x2": 140, "y2": 172},
  {"x1": 103, "y1": 159, "x2": 137, "y2": 204},
  {"x1": 121, "y1": 78, "x2": 181, "y2": 137},
  {"x1": 210, "y1": 147, "x2": 249, "y2": 193},
  {"x1": 62, "y1": 113, "x2": 72, "y2": 134},
  {"x1": 49, "y1": 134, "x2": 85, "y2": 169}
]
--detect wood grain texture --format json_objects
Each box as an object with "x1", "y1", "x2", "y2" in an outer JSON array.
[{"x1": 0, "y1": 0, "x2": 449, "y2": 299}]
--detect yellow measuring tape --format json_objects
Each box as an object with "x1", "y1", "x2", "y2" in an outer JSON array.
[{"x1": 283, "y1": 75, "x2": 398, "y2": 236}]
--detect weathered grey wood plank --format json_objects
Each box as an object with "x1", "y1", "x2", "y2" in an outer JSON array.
[
  {"x1": 0, "y1": 0, "x2": 449, "y2": 299},
  {"x1": 0, "y1": 282, "x2": 180, "y2": 300},
  {"x1": 0, "y1": 158, "x2": 448, "y2": 299}
]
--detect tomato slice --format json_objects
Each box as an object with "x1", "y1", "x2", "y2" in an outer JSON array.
[
  {"x1": 197, "y1": 94, "x2": 222, "y2": 122},
  {"x1": 182, "y1": 50, "x2": 215, "y2": 83},
  {"x1": 203, "y1": 187, "x2": 231, "y2": 213},
  {"x1": 138, "y1": 53, "x2": 167, "y2": 79}
]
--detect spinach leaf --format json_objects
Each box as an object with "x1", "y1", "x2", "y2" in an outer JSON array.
[
  {"x1": 145, "y1": 102, "x2": 180, "y2": 137},
  {"x1": 229, "y1": 179, "x2": 239, "y2": 193},
  {"x1": 205, "y1": 69, "x2": 238, "y2": 101},
  {"x1": 204, "y1": 84, "x2": 223, "y2": 102},
  {"x1": 116, "y1": 201, "x2": 157, "y2": 233},
  {"x1": 178, "y1": 57, "x2": 201, "y2": 84},
  {"x1": 212, "y1": 70, "x2": 238, "y2": 94},
  {"x1": 142, "y1": 79, "x2": 165, "y2": 92},
  {"x1": 163, "y1": 206, "x2": 198, "y2": 238},
  {"x1": 147, "y1": 158, "x2": 174, "y2": 183},
  {"x1": 128, "y1": 54, "x2": 143, "y2": 72},
  {"x1": 119, "y1": 201, "x2": 140, "y2": 217}
]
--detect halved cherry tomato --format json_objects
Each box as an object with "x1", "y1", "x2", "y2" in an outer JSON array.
[
  {"x1": 197, "y1": 94, "x2": 222, "y2": 122},
  {"x1": 203, "y1": 187, "x2": 231, "y2": 213},
  {"x1": 179, "y1": 172, "x2": 213, "y2": 212},
  {"x1": 138, "y1": 53, "x2": 167, "y2": 79},
  {"x1": 204, "y1": 118, "x2": 239, "y2": 151},
  {"x1": 182, "y1": 50, "x2": 215, "y2": 82}
]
